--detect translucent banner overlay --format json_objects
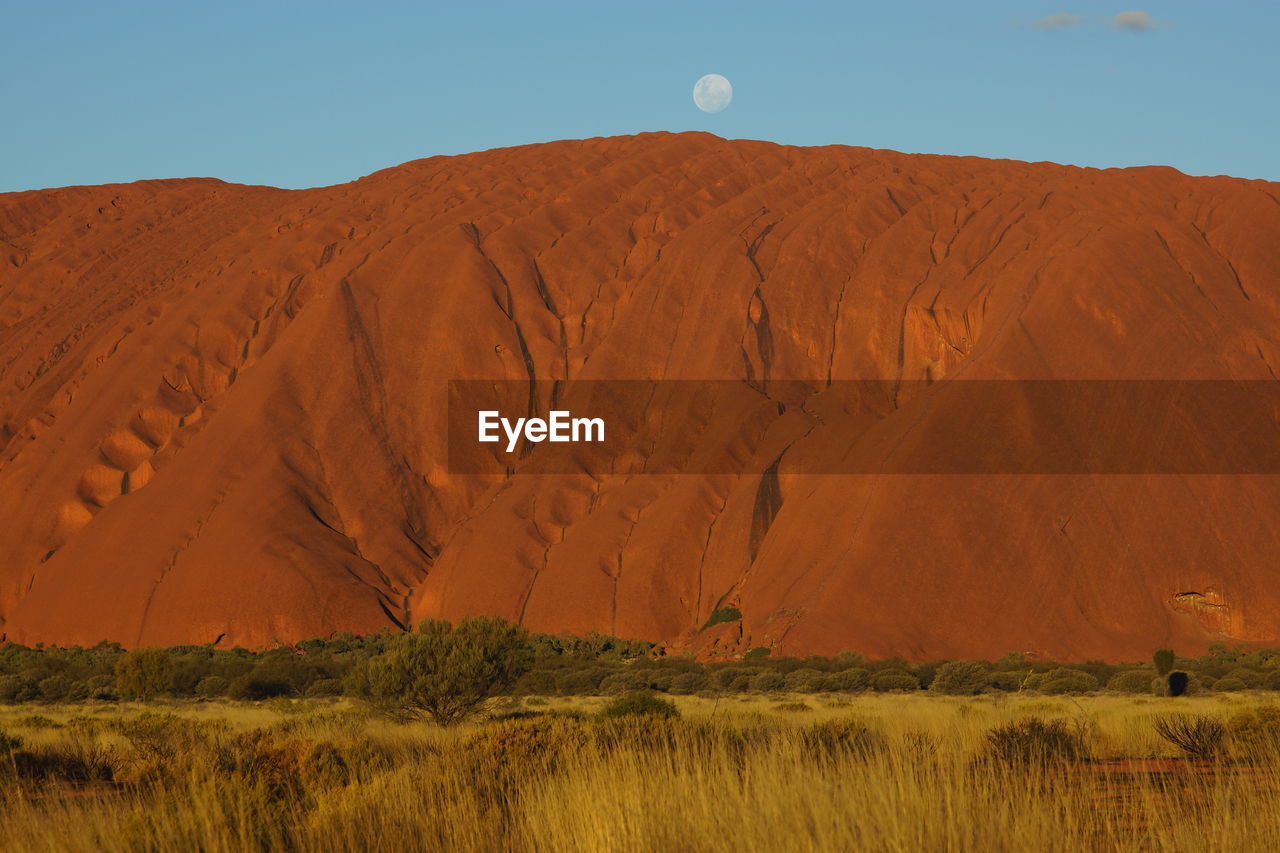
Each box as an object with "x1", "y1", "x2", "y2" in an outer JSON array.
[{"x1": 447, "y1": 380, "x2": 1280, "y2": 475}]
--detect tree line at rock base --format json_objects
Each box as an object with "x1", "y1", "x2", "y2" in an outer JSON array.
[{"x1": 3, "y1": 617, "x2": 1278, "y2": 718}]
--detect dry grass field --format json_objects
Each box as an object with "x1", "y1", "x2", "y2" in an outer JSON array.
[{"x1": 2, "y1": 692, "x2": 1279, "y2": 852}]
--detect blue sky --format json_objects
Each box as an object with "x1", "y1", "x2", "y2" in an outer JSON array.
[{"x1": 2, "y1": 1, "x2": 1274, "y2": 192}]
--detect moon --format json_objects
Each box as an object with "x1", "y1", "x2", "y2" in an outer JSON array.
[{"x1": 692, "y1": 74, "x2": 732, "y2": 113}]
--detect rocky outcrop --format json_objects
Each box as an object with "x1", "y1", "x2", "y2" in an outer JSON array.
[{"x1": 2, "y1": 132, "x2": 1279, "y2": 660}]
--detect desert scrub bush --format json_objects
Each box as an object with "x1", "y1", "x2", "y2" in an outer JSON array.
[
  {"x1": 1029, "y1": 668, "x2": 1099, "y2": 694},
  {"x1": 464, "y1": 717, "x2": 590, "y2": 779},
  {"x1": 1212, "y1": 676, "x2": 1250, "y2": 692},
  {"x1": 749, "y1": 670, "x2": 785, "y2": 692},
  {"x1": 984, "y1": 717, "x2": 1087, "y2": 766},
  {"x1": 195, "y1": 675, "x2": 229, "y2": 698},
  {"x1": 827, "y1": 667, "x2": 870, "y2": 692},
  {"x1": 0, "y1": 674, "x2": 38, "y2": 702},
  {"x1": 599, "y1": 691, "x2": 680, "y2": 719},
  {"x1": 304, "y1": 676, "x2": 345, "y2": 696},
  {"x1": 930, "y1": 661, "x2": 989, "y2": 695},
  {"x1": 552, "y1": 667, "x2": 610, "y2": 695},
  {"x1": 114, "y1": 647, "x2": 173, "y2": 700},
  {"x1": 14, "y1": 714, "x2": 63, "y2": 729},
  {"x1": 1208, "y1": 676, "x2": 1249, "y2": 691},
  {"x1": 783, "y1": 668, "x2": 826, "y2": 693},
  {"x1": 229, "y1": 673, "x2": 295, "y2": 701},
  {"x1": 773, "y1": 701, "x2": 813, "y2": 713},
  {"x1": 668, "y1": 671, "x2": 710, "y2": 694},
  {"x1": 701, "y1": 607, "x2": 742, "y2": 630},
  {"x1": 110, "y1": 713, "x2": 232, "y2": 781},
  {"x1": 799, "y1": 719, "x2": 886, "y2": 759},
  {"x1": 871, "y1": 671, "x2": 919, "y2": 692},
  {"x1": 988, "y1": 670, "x2": 1029, "y2": 691},
  {"x1": 85, "y1": 673, "x2": 117, "y2": 699},
  {"x1": 512, "y1": 669, "x2": 558, "y2": 695},
  {"x1": 599, "y1": 671, "x2": 649, "y2": 694},
  {"x1": 355, "y1": 617, "x2": 532, "y2": 725},
  {"x1": 710, "y1": 666, "x2": 753, "y2": 691},
  {"x1": 1152, "y1": 714, "x2": 1225, "y2": 759},
  {"x1": 1224, "y1": 668, "x2": 1263, "y2": 688},
  {"x1": 1106, "y1": 669, "x2": 1157, "y2": 693},
  {"x1": 1226, "y1": 706, "x2": 1280, "y2": 759},
  {"x1": 1, "y1": 727, "x2": 115, "y2": 786}
]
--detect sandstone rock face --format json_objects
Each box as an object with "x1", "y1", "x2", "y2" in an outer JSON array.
[{"x1": 3, "y1": 132, "x2": 1280, "y2": 660}]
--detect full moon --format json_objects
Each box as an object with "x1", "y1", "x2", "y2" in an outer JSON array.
[{"x1": 692, "y1": 74, "x2": 732, "y2": 113}]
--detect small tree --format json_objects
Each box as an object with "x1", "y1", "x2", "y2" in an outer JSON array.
[
  {"x1": 361, "y1": 617, "x2": 532, "y2": 725},
  {"x1": 930, "y1": 661, "x2": 989, "y2": 695},
  {"x1": 114, "y1": 648, "x2": 173, "y2": 700},
  {"x1": 1153, "y1": 648, "x2": 1175, "y2": 677}
]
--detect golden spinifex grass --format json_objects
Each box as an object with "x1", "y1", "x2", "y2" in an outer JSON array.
[{"x1": 2, "y1": 693, "x2": 1280, "y2": 852}]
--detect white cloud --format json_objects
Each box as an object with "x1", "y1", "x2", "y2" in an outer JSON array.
[
  {"x1": 1034, "y1": 12, "x2": 1087, "y2": 30},
  {"x1": 1023, "y1": 10, "x2": 1168, "y2": 33},
  {"x1": 1110, "y1": 10, "x2": 1164, "y2": 31}
]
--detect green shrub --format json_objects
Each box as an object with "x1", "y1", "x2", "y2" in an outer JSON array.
[
  {"x1": 1106, "y1": 670, "x2": 1156, "y2": 694},
  {"x1": 0, "y1": 674, "x2": 38, "y2": 703},
  {"x1": 114, "y1": 648, "x2": 173, "y2": 700},
  {"x1": 742, "y1": 647, "x2": 771, "y2": 661},
  {"x1": 985, "y1": 717, "x2": 1086, "y2": 765},
  {"x1": 599, "y1": 672, "x2": 649, "y2": 695},
  {"x1": 930, "y1": 661, "x2": 989, "y2": 695},
  {"x1": 1213, "y1": 677, "x2": 1249, "y2": 693},
  {"x1": 195, "y1": 676, "x2": 230, "y2": 698},
  {"x1": 1226, "y1": 706, "x2": 1280, "y2": 758},
  {"x1": 1035, "y1": 668, "x2": 1099, "y2": 695},
  {"x1": 1264, "y1": 670, "x2": 1280, "y2": 691},
  {"x1": 749, "y1": 671, "x2": 785, "y2": 692},
  {"x1": 228, "y1": 674, "x2": 294, "y2": 701},
  {"x1": 305, "y1": 678, "x2": 345, "y2": 698},
  {"x1": 85, "y1": 674, "x2": 117, "y2": 700},
  {"x1": 112, "y1": 713, "x2": 228, "y2": 763},
  {"x1": 872, "y1": 672, "x2": 919, "y2": 693},
  {"x1": 37, "y1": 675, "x2": 73, "y2": 702},
  {"x1": 827, "y1": 668, "x2": 870, "y2": 692},
  {"x1": 598, "y1": 691, "x2": 680, "y2": 719},
  {"x1": 1224, "y1": 668, "x2": 1262, "y2": 688},
  {"x1": 1153, "y1": 648, "x2": 1175, "y2": 677},
  {"x1": 513, "y1": 670, "x2": 558, "y2": 695},
  {"x1": 711, "y1": 666, "x2": 752, "y2": 690},
  {"x1": 359, "y1": 617, "x2": 532, "y2": 725},
  {"x1": 785, "y1": 668, "x2": 827, "y2": 693},
  {"x1": 668, "y1": 671, "x2": 710, "y2": 695},
  {"x1": 553, "y1": 667, "x2": 610, "y2": 695},
  {"x1": 988, "y1": 671, "x2": 1029, "y2": 691},
  {"x1": 701, "y1": 607, "x2": 742, "y2": 630}
]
